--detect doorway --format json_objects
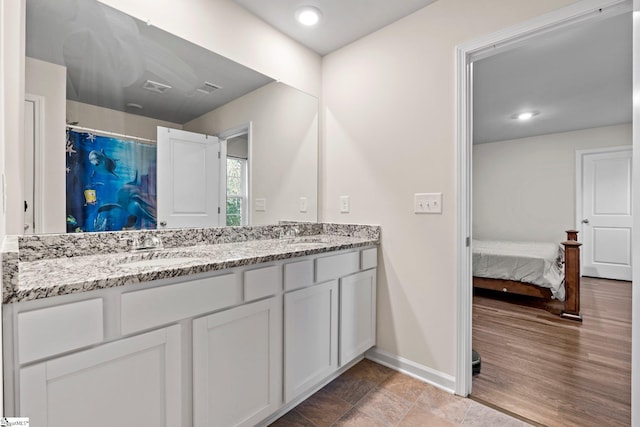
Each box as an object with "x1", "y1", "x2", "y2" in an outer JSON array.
[{"x1": 454, "y1": 0, "x2": 636, "y2": 421}]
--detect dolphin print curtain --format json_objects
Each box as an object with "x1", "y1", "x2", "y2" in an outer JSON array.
[{"x1": 65, "y1": 130, "x2": 157, "y2": 232}]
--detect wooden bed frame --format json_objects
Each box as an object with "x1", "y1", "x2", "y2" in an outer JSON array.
[{"x1": 473, "y1": 230, "x2": 582, "y2": 321}]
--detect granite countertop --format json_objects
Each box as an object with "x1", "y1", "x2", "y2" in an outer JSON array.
[{"x1": 5, "y1": 233, "x2": 377, "y2": 304}]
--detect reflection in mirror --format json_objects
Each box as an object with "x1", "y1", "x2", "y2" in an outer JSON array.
[
  {"x1": 222, "y1": 129, "x2": 250, "y2": 227},
  {"x1": 24, "y1": 0, "x2": 318, "y2": 234}
]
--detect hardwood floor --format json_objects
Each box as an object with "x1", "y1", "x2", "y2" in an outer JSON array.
[{"x1": 471, "y1": 277, "x2": 631, "y2": 427}]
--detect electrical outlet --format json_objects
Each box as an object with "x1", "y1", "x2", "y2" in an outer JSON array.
[
  {"x1": 255, "y1": 198, "x2": 266, "y2": 212},
  {"x1": 299, "y1": 197, "x2": 308, "y2": 213},
  {"x1": 340, "y1": 195, "x2": 350, "y2": 213},
  {"x1": 414, "y1": 193, "x2": 442, "y2": 214}
]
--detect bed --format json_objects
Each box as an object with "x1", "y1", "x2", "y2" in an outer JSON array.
[{"x1": 472, "y1": 230, "x2": 582, "y2": 321}]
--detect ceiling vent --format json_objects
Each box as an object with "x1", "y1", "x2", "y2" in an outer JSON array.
[
  {"x1": 142, "y1": 80, "x2": 172, "y2": 94},
  {"x1": 196, "y1": 81, "x2": 222, "y2": 95}
]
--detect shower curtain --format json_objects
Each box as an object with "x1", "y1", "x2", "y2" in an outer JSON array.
[{"x1": 65, "y1": 130, "x2": 157, "y2": 232}]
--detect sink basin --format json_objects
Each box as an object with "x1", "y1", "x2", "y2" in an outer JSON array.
[
  {"x1": 119, "y1": 257, "x2": 203, "y2": 269},
  {"x1": 282, "y1": 237, "x2": 333, "y2": 245}
]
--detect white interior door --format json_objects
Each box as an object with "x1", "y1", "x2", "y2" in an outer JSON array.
[
  {"x1": 157, "y1": 127, "x2": 223, "y2": 228},
  {"x1": 580, "y1": 147, "x2": 633, "y2": 281}
]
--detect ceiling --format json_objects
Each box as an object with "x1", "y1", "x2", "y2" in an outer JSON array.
[
  {"x1": 233, "y1": 0, "x2": 438, "y2": 56},
  {"x1": 26, "y1": 0, "x2": 274, "y2": 124},
  {"x1": 473, "y1": 12, "x2": 632, "y2": 144}
]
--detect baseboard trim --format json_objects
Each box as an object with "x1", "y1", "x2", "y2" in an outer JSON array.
[{"x1": 365, "y1": 347, "x2": 456, "y2": 393}]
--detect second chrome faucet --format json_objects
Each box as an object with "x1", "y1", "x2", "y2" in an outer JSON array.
[{"x1": 131, "y1": 235, "x2": 164, "y2": 251}]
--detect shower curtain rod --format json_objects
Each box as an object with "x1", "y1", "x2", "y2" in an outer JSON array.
[{"x1": 65, "y1": 124, "x2": 157, "y2": 144}]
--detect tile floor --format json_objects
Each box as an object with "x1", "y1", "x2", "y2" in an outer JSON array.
[{"x1": 269, "y1": 359, "x2": 531, "y2": 427}]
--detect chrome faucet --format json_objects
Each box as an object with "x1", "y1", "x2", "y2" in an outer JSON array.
[
  {"x1": 280, "y1": 226, "x2": 299, "y2": 239},
  {"x1": 131, "y1": 234, "x2": 164, "y2": 251}
]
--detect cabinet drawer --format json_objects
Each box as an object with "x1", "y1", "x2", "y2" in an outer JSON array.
[
  {"x1": 121, "y1": 273, "x2": 239, "y2": 335},
  {"x1": 315, "y1": 252, "x2": 360, "y2": 283},
  {"x1": 18, "y1": 298, "x2": 104, "y2": 364},
  {"x1": 284, "y1": 260, "x2": 314, "y2": 291},
  {"x1": 361, "y1": 247, "x2": 377, "y2": 270},
  {"x1": 244, "y1": 265, "x2": 281, "y2": 301}
]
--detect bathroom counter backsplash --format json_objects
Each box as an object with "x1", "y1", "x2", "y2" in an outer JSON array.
[{"x1": 2, "y1": 223, "x2": 380, "y2": 304}]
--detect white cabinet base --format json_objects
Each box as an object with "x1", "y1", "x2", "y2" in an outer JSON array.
[{"x1": 7, "y1": 245, "x2": 377, "y2": 427}]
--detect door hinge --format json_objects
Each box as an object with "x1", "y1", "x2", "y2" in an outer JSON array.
[
  {"x1": 218, "y1": 151, "x2": 221, "y2": 159},
  {"x1": 218, "y1": 207, "x2": 221, "y2": 214},
  {"x1": 466, "y1": 237, "x2": 471, "y2": 247}
]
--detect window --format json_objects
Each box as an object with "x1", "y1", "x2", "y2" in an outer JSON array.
[{"x1": 226, "y1": 157, "x2": 247, "y2": 226}]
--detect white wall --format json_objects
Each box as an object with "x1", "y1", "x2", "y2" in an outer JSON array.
[
  {"x1": 0, "y1": 0, "x2": 25, "y2": 412},
  {"x1": 321, "y1": 0, "x2": 576, "y2": 380},
  {"x1": 98, "y1": 0, "x2": 322, "y2": 98},
  {"x1": 25, "y1": 58, "x2": 66, "y2": 233},
  {"x1": 66, "y1": 100, "x2": 182, "y2": 141},
  {"x1": 1, "y1": 0, "x2": 25, "y2": 237},
  {"x1": 185, "y1": 82, "x2": 318, "y2": 225},
  {"x1": 473, "y1": 124, "x2": 632, "y2": 243}
]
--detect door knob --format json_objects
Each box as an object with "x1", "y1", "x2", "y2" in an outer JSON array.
[{"x1": 582, "y1": 219, "x2": 590, "y2": 224}]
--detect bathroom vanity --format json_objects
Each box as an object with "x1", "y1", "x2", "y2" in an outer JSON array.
[{"x1": 1, "y1": 223, "x2": 379, "y2": 426}]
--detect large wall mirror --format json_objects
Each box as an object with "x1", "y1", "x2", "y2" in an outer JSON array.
[{"x1": 24, "y1": 0, "x2": 318, "y2": 234}]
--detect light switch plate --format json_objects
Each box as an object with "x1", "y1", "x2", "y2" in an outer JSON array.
[
  {"x1": 255, "y1": 198, "x2": 266, "y2": 212},
  {"x1": 414, "y1": 193, "x2": 442, "y2": 214},
  {"x1": 299, "y1": 197, "x2": 308, "y2": 213},
  {"x1": 340, "y1": 195, "x2": 350, "y2": 213}
]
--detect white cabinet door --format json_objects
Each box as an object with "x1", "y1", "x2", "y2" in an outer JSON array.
[
  {"x1": 284, "y1": 280, "x2": 338, "y2": 402},
  {"x1": 340, "y1": 269, "x2": 376, "y2": 366},
  {"x1": 193, "y1": 297, "x2": 282, "y2": 427},
  {"x1": 19, "y1": 325, "x2": 181, "y2": 427}
]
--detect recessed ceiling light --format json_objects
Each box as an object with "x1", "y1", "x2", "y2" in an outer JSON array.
[
  {"x1": 295, "y1": 6, "x2": 321, "y2": 26},
  {"x1": 511, "y1": 111, "x2": 539, "y2": 121}
]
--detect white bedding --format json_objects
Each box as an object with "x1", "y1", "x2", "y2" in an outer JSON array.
[{"x1": 472, "y1": 240, "x2": 565, "y2": 301}]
